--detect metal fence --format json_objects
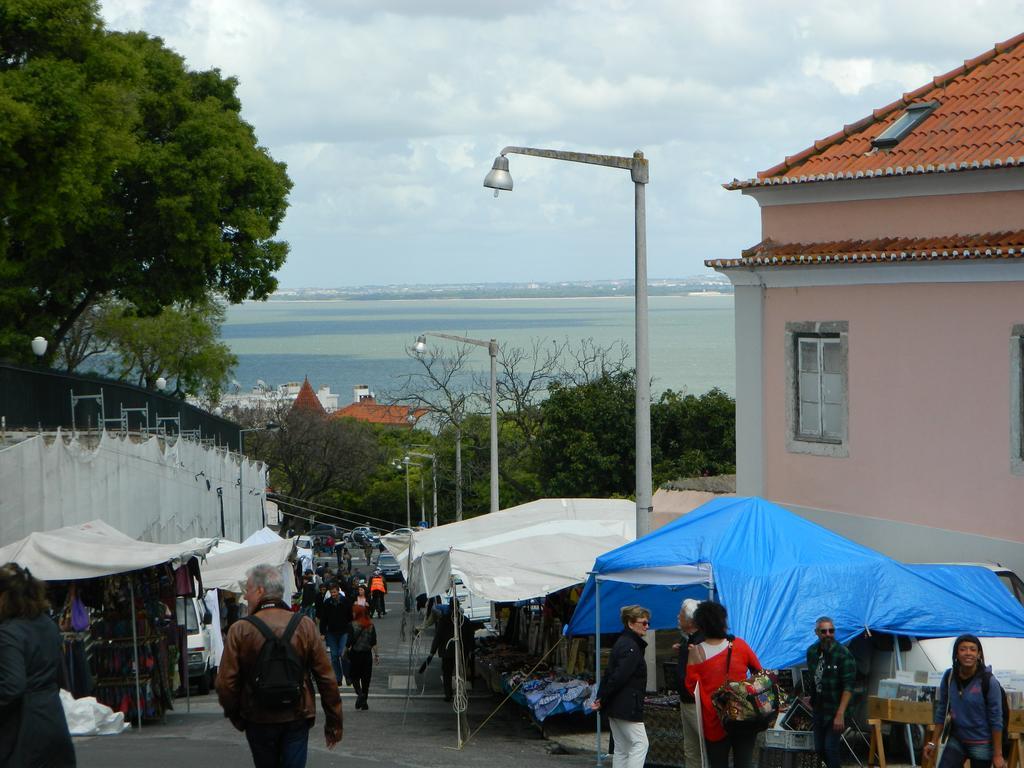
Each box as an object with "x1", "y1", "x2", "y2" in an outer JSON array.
[{"x1": 0, "y1": 362, "x2": 241, "y2": 449}]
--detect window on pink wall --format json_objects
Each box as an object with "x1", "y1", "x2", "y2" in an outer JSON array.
[
  {"x1": 785, "y1": 321, "x2": 849, "y2": 458},
  {"x1": 797, "y1": 337, "x2": 843, "y2": 440},
  {"x1": 1011, "y1": 326, "x2": 1024, "y2": 476}
]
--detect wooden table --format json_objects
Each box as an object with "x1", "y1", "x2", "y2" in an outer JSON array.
[{"x1": 866, "y1": 698, "x2": 1024, "y2": 768}]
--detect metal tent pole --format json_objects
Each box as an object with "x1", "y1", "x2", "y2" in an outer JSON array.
[
  {"x1": 129, "y1": 579, "x2": 143, "y2": 730},
  {"x1": 894, "y1": 638, "x2": 917, "y2": 767},
  {"x1": 594, "y1": 576, "x2": 603, "y2": 766}
]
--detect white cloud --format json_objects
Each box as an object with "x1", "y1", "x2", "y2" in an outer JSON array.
[{"x1": 96, "y1": 0, "x2": 1024, "y2": 286}]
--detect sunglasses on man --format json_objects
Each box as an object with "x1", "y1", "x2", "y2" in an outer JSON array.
[{"x1": 818, "y1": 627, "x2": 835, "y2": 634}]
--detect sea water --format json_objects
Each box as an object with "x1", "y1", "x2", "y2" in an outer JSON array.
[{"x1": 221, "y1": 294, "x2": 735, "y2": 400}]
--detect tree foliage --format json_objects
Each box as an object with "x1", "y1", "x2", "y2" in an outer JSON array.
[
  {"x1": 0, "y1": 0, "x2": 291, "y2": 362},
  {"x1": 92, "y1": 297, "x2": 237, "y2": 400}
]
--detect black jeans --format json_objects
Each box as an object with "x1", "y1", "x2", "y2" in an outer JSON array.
[
  {"x1": 705, "y1": 731, "x2": 757, "y2": 768},
  {"x1": 349, "y1": 649, "x2": 373, "y2": 703},
  {"x1": 813, "y1": 711, "x2": 843, "y2": 768},
  {"x1": 244, "y1": 719, "x2": 311, "y2": 768},
  {"x1": 370, "y1": 591, "x2": 386, "y2": 616}
]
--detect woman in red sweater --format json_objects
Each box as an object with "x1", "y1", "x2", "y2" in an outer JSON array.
[{"x1": 684, "y1": 602, "x2": 762, "y2": 768}]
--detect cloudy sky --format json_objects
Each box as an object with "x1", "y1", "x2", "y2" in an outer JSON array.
[{"x1": 100, "y1": 1, "x2": 1022, "y2": 288}]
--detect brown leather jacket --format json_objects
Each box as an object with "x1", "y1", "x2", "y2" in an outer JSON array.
[{"x1": 216, "y1": 603, "x2": 342, "y2": 740}]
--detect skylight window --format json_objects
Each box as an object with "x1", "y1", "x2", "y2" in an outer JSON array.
[{"x1": 871, "y1": 101, "x2": 938, "y2": 149}]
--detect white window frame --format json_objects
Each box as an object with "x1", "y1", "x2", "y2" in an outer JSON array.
[{"x1": 785, "y1": 321, "x2": 849, "y2": 458}]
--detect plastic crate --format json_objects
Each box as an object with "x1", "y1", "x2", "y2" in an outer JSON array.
[{"x1": 764, "y1": 729, "x2": 815, "y2": 752}]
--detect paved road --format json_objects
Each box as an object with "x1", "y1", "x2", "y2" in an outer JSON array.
[{"x1": 74, "y1": 588, "x2": 595, "y2": 768}]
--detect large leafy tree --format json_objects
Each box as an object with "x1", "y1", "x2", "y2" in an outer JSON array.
[
  {"x1": 0, "y1": 0, "x2": 291, "y2": 361},
  {"x1": 93, "y1": 297, "x2": 238, "y2": 400}
]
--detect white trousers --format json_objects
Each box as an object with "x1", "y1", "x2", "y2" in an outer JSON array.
[
  {"x1": 608, "y1": 717, "x2": 649, "y2": 768},
  {"x1": 680, "y1": 699, "x2": 703, "y2": 768}
]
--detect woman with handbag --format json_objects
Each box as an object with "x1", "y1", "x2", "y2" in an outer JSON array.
[
  {"x1": 685, "y1": 602, "x2": 763, "y2": 768},
  {"x1": 345, "y1": 604, "x2": 379, "y2": 710},
  {"x1": 923, "y1": 634, "x2": 1005, "y2": 768},
  {"x1": 0, "y1": 563, "x2": 77, "y2": 767},
  {"x1": 591, "y1": 605, "x2": 652, "y2": 768}
]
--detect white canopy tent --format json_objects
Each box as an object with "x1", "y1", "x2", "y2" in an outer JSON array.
[
  {"x1": 201, "y1": 536, "x2": 297, "y2": 596},
  {"x1": 382, "y1": 498, "x2": 636, "y2": 603},
  {"x1": 0, "y1": 519, "x2": 216, "y2": 580},
  {"x1": 0, "y1": 519, "x2": 217, "y2": 730}
]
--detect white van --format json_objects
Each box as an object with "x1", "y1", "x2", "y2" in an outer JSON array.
[
  {"x1": 450, "y1": 576, "x2": 492, "y2": 623},
  {"x1": 176, "y1": 596, "x2": 215, "y2": 694}
]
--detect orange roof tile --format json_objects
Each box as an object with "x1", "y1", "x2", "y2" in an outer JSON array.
[
  {"x1": 726, "y1": 33, "x2": 1024, "y2": 189},
  {"x1": 291, "y1": 377, "x2": 326, "y2": 415},
  {"x1": 332, "y1": 401, "x2": 426, "y2": 428},
  {"x1": 706, "y1": 231, "x2": 1024, "y2": 269}
]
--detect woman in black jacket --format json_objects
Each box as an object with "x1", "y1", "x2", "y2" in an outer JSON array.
[
  {"x1": 0, "y1": 563, "x2": 77, "y2": 767},
  {"x1": 592, "y1": 604, "x2": 651, "y2": 768}
]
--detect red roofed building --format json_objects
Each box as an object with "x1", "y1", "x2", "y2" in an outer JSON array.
[
  {"x1": 709, "y1": 34, "x2": 1024, "y2": 573},
  {"x1": 332, "y1": 385, "x2": 426, "y2": 428},
  {"x1": 290, "y1": 377, "x2": 326, "y2": 416}
]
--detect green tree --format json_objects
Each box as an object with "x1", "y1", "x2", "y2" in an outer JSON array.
[
  {"x1": 535, "y1": 370, "x2": 637, "y2": 498},
  {"x1": 0, "y1": 0, "x2": 291, "y2": 362},
  {"x1": 651, "y1": 388, "x2": 736, "y2": 482},
  {"x1": 94, "y1": 297, "x2": 237, "y2": 400}
]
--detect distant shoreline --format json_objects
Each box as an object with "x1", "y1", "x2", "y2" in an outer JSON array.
[{"x1": 263, "y1": 289, "x2": 733, "y2": 304}]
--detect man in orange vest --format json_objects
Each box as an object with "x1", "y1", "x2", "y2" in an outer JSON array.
[{"x1": 369, "y1": 571, "x2": 388, "y2": 618}]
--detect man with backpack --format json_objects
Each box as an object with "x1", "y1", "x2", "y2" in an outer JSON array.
[{"x1": 217, "y1": 564, "x2": 343, "y2": 768}]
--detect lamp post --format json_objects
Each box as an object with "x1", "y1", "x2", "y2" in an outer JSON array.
[
  {"x1": 413, "y1": 332, "x2": 500, "y2": 514},
  {"x1": 407, "y1": 450, "x2": 437, "y2": 526},
  {"x1": 484, "y1": 146, "x2": 652, "y2": 537}
]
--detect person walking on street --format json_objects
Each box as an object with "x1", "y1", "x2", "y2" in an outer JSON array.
[
  {"x1": 924, "y1": 634, "x2": 1006, "y2": 768},
  {"x1": 217, "y1": 564, "x2": 342, "y2": 768},
  {"x1": 369, "y1": 570, "x2": 388, "y2": 618},
  {"x1": 591, "y1": 604, "x2": 651, "y2": 768},
  {"x1": 685, "y1": 602, "x2": 763, "y2": 768},
  {"x1": 806, "y1": 616, "x2": 856, "y2": 768},
  {"x1": 363, "y1": 543, "x2": 373, "y2": 565},
  {"x1": 319, "y1": 583, "x2": 353, "y2": 686},
  {"x1": 673, "y1": 599, "x2": 704, "y2": 768},
  {"x1": 0, "y1": 563, "x2": 77, "y2": 768},
  {"x1": 346, "y1": 605, "x2": 379, "y2": 710},
  {"x1": 299, "y1": 572, "x2": 318, "y2": 620}
]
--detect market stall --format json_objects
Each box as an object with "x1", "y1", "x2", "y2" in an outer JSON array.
[
  {"x1": 566, "y1": 496, "x2": 1024, "y2": 763},
  {"x1": 0, "y1": 519, "x2": 216, "y2": 728}
]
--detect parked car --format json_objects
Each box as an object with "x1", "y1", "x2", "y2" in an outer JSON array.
[
  {"x1": 376, "y1": 552, "x2": 403, "y2": 581},
  {"x1": 176, "y1": 595, "x2": 215, "y2": 694}
]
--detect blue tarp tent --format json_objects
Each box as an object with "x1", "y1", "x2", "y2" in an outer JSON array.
[{"x1": 566, "y1": 497, "x2": 1024, "y2": 668}]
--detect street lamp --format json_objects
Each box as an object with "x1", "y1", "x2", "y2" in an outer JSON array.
[
  {"x1": 30, "y1": 337, "x2": 48, "y2": 358},
  {"x1": 484, "y1": 146, "x2": 652, "y2": 537},
  {"x1": 155, "y1": 377, "x2": 167, "y2": 391},
  {"x1": 408, "y1": 450, "x2": 437, "y2": 527},
  {"x1": 413, "y1": 332, "x2": 500, "y2": 514}
]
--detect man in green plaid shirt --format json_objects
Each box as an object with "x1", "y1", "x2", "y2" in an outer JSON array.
[{"x1": 806, "y1": 616, "x2": 856, "y2": 768}]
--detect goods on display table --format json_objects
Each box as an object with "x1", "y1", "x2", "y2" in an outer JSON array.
[
  {"x1": 503, "y1": 669, "x2": 593, "y2": 722},
  {"x1": 476, "y1": 638, "x2": 593, "y2": 723}
]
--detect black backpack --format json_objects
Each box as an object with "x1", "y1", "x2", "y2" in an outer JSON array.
[
  {"x1": 941, "y1": 668, "x2": 1011, "y2": 758},
  {"x1": 245, "y1": 613, "x2": 306, "y2": 710}
]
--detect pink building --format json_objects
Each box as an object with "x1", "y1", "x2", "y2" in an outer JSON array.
[{"x1": 708, "y1": 34, "x2": 1024, "y2": 573}]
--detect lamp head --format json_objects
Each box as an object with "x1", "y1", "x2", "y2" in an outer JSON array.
[
  {"x1": 483, "y1": 155, "x2": 512, "y2": 196},
  {"x1": 30, "y1": 336, "x2": 47, "y2": 357},
  {"x1": 155, "y1": 376, "x2": 167, "y2": 391},
  {"x1": 413, "y1": 335, "x2": 428, "y2": 354}
]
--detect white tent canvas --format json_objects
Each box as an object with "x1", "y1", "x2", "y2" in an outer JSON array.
[
  {"x1": 200, "y1": 537, "x2": 297, "y2": 596},
  {"x1": 0, "y1": 519, "x2": 216, "y2": 581},
  {"x1": 384, "y1": 498, "x2": 636, "y2": 603}
]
